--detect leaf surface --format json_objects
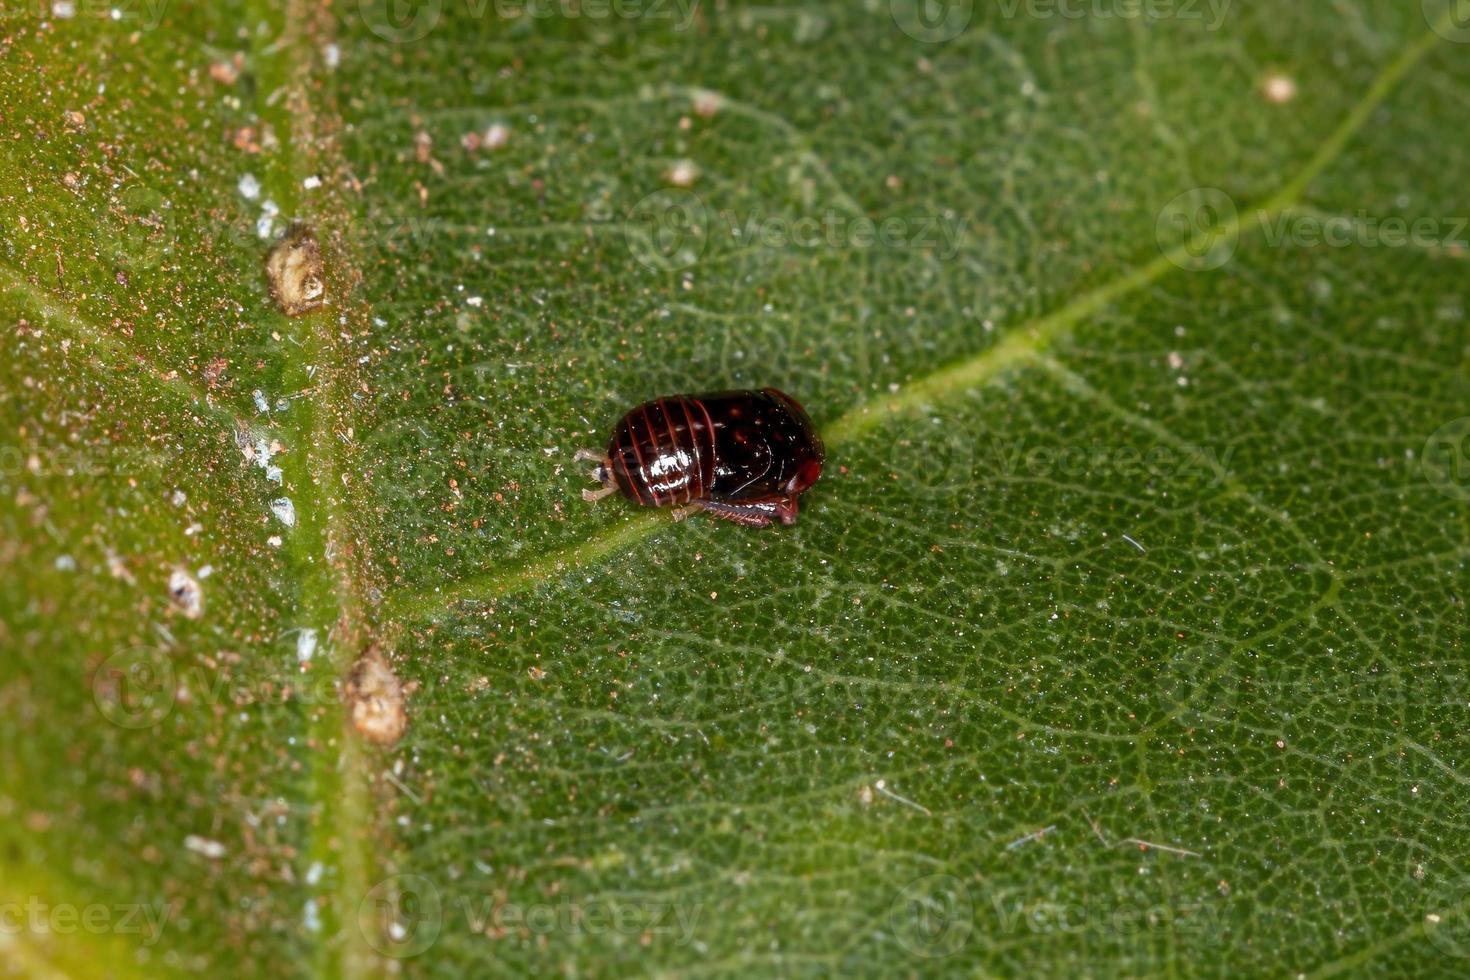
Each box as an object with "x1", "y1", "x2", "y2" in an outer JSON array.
[{"x1": 3, "y1": 2, "x2": 1469, "y2": 977}]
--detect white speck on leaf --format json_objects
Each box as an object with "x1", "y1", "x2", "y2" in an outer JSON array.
[
  {"x1": 1263, "y1": 73, "x2": 1297, "y2": 104},
  {"x1": 168, "y1": 568, "x2": 204, "y2": 619},
  {"x1": 257, "y1": 199, "x2": 280, "y2": 240},
  {"x1": 184, "y1": 835, "x2": 226, "y2": 859},
  {"x1": 270, "y1": 497, "x2": 296, "y2": 527}
]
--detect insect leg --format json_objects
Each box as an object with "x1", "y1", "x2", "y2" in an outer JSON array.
[{"x1": 693, "y1": 499, "x2": 778, "y2": 528}]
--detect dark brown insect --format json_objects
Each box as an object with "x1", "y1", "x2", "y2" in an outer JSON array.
[{"x1": 578, "y1": 388, "x2": 825, "y2": 527}]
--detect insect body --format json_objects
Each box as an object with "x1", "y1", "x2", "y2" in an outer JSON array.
[{"x1": 579, "y1": 389, "x2": 824, "y2": 527}]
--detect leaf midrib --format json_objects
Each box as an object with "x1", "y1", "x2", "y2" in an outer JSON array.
[{"x1": 241, "y1": 3, "x2": 378, "y2": 978}]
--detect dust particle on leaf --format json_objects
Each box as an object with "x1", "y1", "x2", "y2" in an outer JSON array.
[
  {"x1": 265, "y1": 222, "x2": 327, "y2": 316},
  {"x1": 348, "y1": 646, "x2": 407, "y2": 747},
  {"x1": 208, "y1": 59, "x2": 240, "y2": 85},
  {"x1": 167, "y1": 568, "x2": 203, "y2": 619}
]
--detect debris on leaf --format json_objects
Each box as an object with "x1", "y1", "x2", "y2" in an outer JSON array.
[
  {"x1": 1263, "y1": 73, "x2": 1297, "y2": 104},
  {"x1": 208, "y1": 59, "x2": 239, "y2": 85},
  {"x1": 348, "y1": 646, "x2": 407, "y2": 747},
  {"x1": 168, "y1": 568, "x2": 203, "y2": 618},
  {"x1": 692, "y1": 89, "x2": 722, "y2": 118},
  {"x1": 264, "y1": 222, "x2": 326, "y2": 316},
  {"x1": 665, "y1": 159, "x2": 698, "y2": 187},
  {"x1": 184, "y1": 835, "x2": 226, "y2": 859},
  {"x1": 296, "y1": 628, "x2": 318, "y2": 664},
  {"x1": 270, "y1": 497, "x2": 296, "y2": 527}
]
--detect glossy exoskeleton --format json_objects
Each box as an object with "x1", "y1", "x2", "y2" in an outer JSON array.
[{"x1": 578, "y1": 388, "x2": 825, "y2": 527}]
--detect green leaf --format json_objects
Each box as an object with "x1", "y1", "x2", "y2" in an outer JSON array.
[{"x1": 3, "y1": 1, "x2": 1469, "y2": 976}]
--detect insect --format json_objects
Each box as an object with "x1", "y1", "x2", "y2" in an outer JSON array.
[{"x1": 577, "y1": 388, "x2": 824, "y2": 527}]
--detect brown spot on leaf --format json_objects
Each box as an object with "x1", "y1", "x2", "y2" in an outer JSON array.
[
  {"x1": 265, "y1": 223, "x2": 326, "y2": 316},
  {"x1": 208, "y1": 58, "x2": 240, "y2": 85},
  {"x1": 348, "y1": 646, "x2": 407, "y2": 747}
]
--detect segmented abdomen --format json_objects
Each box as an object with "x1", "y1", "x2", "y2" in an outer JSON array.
[{"x1": 607, "y1": 396, "x2": 717, "y2": 507}]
